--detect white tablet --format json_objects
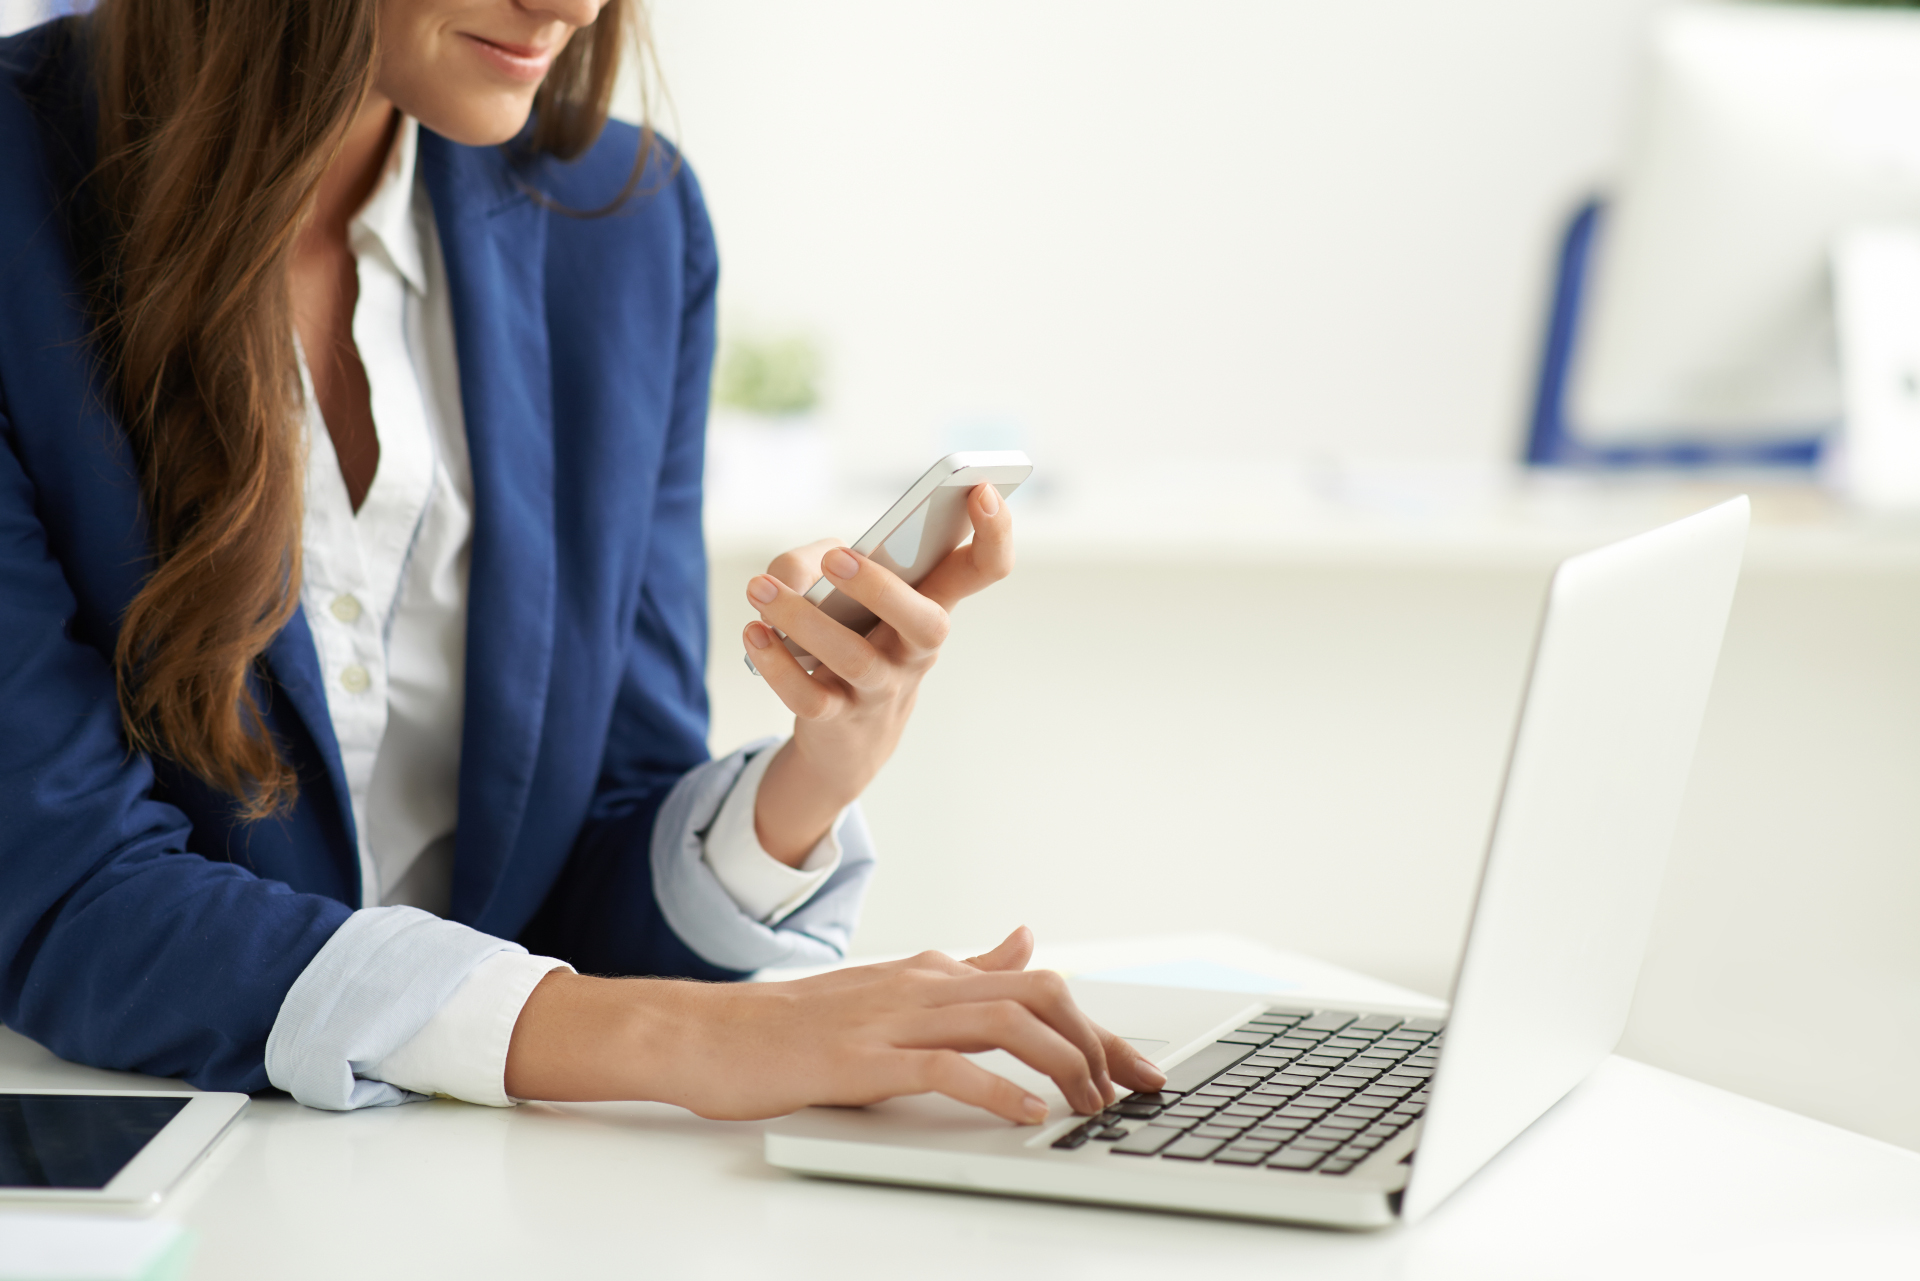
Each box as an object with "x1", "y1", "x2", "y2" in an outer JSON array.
[{"x1": 0, "y1": 1089, "x2": 248, "y2": 1206}]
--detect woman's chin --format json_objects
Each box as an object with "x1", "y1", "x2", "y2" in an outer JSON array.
[{"x1": 402, "y1": 91, "x2": 537, "y2": 149}]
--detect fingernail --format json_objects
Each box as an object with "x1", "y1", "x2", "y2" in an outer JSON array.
[
  {"x1": 747, "y1": 577, "x2": 778, "y2": 605},
  {"x1": 1022, "y1": 1097, "x2": 1049, "y2": 1124},
  {"x1": 979, "y1": 485, "x2": 1000, "y2": 515},
  {"x1": 746, "y1": 622, "x2": 772, "y2": 650},
  {"x1": 1139, "y1": 1062, "x2": 1167, "y2": 1087},
  {"x1": 823, "y1": 547, "x2": 858, "y2": 579}
]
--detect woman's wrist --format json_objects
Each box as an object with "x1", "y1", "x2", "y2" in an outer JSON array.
[
  {"x1": 752, "y1": 736, "x2": 873, "y2": 866},
  {"x1": 504, "y1": 969, "x2": 703, "y2": 1105}
]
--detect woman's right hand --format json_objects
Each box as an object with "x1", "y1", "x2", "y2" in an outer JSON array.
[{"x1": 504, "y1": 926, "x2": 1167, "y2": 1123}]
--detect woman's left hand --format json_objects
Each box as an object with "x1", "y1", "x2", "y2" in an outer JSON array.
[{"x1": 743, "y1": 482, "x2": 1013, "y2": 863}]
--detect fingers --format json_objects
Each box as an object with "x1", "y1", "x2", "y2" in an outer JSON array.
[
  {"x1": 912, "y1": 484, "x2": 1014, "y2": 611},
  {"x1": 744, "y1": 572, "x2": 887, "y2": 691},
  {"x1": 915, "y1": 1050, "x2": 1050, "y2": 1125},
  {"x1": 743, "y1": 620, "x2": 841, "y2": 720},
  {"x1": 925, "y1": 969, "x2": 1114, "y2": 1106},
  {"x1": 816, "y1": 546, "x2": 952, "y2": 652},
  {"x1": 900, "y1": 1000, "x2": 1104, "y2": 1114},
  {"x1": 963, "y1": 926, "x2": 1034, "y2": 973},
  {"x1": 765, "y1": 539, "x2": 840, "y2": 592},
  {"x1": 1098, "y1": 1025, "x2": 1169, "y2": 1093}
]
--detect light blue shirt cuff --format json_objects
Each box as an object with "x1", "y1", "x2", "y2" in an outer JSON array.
[
  {"x1": 653, "y1": 738, "x2": 878, "y2": 974},
  {"x1": 264, "y1": 906, "x2": 523, "y2": 1110}
]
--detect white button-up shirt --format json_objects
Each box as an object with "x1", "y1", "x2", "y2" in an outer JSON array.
[{"x1": 281, "y1": 117, "x2": 843, "y2": 1107}]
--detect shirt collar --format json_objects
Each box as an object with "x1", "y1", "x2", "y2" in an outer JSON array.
[{"x1": 349, "y1": 114, "x2": 428, "y2": 296}]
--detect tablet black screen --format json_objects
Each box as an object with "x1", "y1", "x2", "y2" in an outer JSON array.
[{"x1": 0, "y1": 1094, "x2": 189, "y2": 1188}]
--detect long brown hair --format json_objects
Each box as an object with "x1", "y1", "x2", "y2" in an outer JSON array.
[{"x1": 87, "y1": 0, "x2": 646, "y2": 820}]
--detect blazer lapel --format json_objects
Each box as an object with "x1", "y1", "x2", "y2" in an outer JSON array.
[
  {"x1": 418, "y1": 132, "x2": 558, "y2": 922},
  {"x1": 261, "y1": 612, "x2": 359, "y2": 864}
]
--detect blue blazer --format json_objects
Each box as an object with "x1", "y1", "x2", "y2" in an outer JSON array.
[{"x1": 0, "y1": 21, "x2": 740, "y2": 1092}]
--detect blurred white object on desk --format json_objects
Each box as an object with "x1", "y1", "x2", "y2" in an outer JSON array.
[{"x1": 0, "y1": 1217, "x2": 189, "y2": 1281}]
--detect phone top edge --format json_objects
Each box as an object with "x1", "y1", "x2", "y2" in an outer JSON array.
[
  {"x1": 932, "y1": 449, "x2": 1032, "y2": 471},
  {"x1": 846, "y1": 454, "x2": 1033, "y2": 558}
]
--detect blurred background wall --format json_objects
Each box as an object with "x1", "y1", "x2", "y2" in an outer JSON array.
[{"x1": 641, "y1": 0, "x2": 1672, "y2": 490}]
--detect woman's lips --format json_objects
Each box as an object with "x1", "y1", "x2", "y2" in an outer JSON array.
[{"x1": 460, "y1": 32, "x2": 558, "y2": 83}]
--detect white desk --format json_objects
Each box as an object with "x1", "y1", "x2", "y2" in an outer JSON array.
[{"x1": 4, "y1": 938, "x2": 1916, "y2": 1280}]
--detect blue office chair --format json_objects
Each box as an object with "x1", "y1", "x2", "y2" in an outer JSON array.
[{"x1": 1523, "y1": 198, "x2": 1825, "y2": 469}]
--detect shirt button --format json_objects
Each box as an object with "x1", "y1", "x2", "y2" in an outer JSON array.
[
  {"x1": 330, "y1": 594, "x2": 363, "y2": 623},
  {"x1": 339, "y1": 665, "x2": 371, "y2": 694}
]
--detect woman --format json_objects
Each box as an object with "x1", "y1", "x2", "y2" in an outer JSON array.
[{"x1": 0, "y1": 0, "x2": 1161, "y2": 1121}]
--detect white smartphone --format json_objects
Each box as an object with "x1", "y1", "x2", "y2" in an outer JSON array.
[
  {"x1": 0, "y1": 1089, "x2": 248, "y2": 1206},
  {"x1": 745, "y1": 450, "x2": 1034, "y2": 675}
]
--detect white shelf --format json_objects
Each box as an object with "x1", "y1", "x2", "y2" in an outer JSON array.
[{"x1": 706, "y1": 462, "x2": 1920, "y2": 572}]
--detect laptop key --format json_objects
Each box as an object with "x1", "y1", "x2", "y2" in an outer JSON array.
[
  {"x1": 1213, "y1": 1144, "x2": 1274, "y2": 1167},
  {"x1": 1051, "y1": 1126, "x2": 1092, "y2": 1150},
  {"x1": 1268, "y1": 1149, "x2": 1327, "y2": 1170},
  {"x1": 1194, "y1": 1124, "x2": 1245, "y2": 1140},
  {"x1": 1350, "y1": 1014, "x2": 1404, "y2": 1031},
  {"x1": 1159, "y1": 1040, "x2": 1259, "y2": 1095},
  {"x1": 1402, "y1": 1017, "x2": 1445, "y2": 1033},
  {"x1": 1319, "y1": 1159, "x2": 1357, "y2": 1175},
  {"x1": 1161, "y1": 1136, "x2": 1227, "y2": 1161},
  {"x1": 1110, "y1": 1125, "x2": 1186, "y2": 1156},
  {"x1": 1212, "y1": 1148, "x2": 1270, "y2": 1166}
]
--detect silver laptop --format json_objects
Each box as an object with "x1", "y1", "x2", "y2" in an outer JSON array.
[{"x1": 766, "y1": 497, "x2": 1750, "y2": 1229}]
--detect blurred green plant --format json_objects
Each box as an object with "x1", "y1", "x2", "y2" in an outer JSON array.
[{"x1": 712, "y1": 332, "x2": 823, "y2": 417}]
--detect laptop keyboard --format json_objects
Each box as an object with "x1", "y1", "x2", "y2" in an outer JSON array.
[{"x1": 1050, "y1": 1007, "x2": 1443, "y2": 1175}]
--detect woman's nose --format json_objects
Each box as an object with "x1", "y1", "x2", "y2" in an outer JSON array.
[{"x1": 524, "y1": 0, "x2": 606, "y2": 32}]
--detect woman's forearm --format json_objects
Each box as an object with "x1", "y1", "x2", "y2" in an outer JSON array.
[
  {"x1": 503, "y1": 970, "x2": 700, "y2": 1104},
  {"x1": 753, "y1": 736, "x2": 874, "y2": 866}
]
